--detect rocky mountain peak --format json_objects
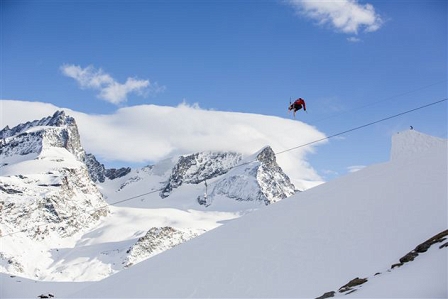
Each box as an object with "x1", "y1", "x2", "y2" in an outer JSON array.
[
  {"x1": 256, "y1": 146, "x2": 276, "y2": 167},
  {"x1": 0, "y1": 110, "x2": 85, "y2": 161},
  {"x1": 0, "y1": 111, "x2": 73, "y2": 139},
  {"x1": 205, "y1": 146, "x2": 296, "y2": 205}
]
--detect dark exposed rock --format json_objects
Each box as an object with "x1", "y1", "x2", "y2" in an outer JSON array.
[
  {"x1": 338, "y1": 277, "x2": 368, "y2": 293},
  {"x1": 315, "y1": 291, "x2": 335, "y2": 299},
  {"x1": 391, "y1": 229, "x2": 448, "y2": 269},
  {"x1": 399, "y1": 251, "x2": 419, "y2": 263},
  {"x1": 105, "y1": 167, "x2": 131, "y2": 180},
  {"x1": 85, "y1": 153, "x2": 131, "y2": 183},
  {"x1": 0, "y1": 185, "x2": 23, "y2": 194},
  {"x1": 315, "y1": 229, "x2": 448, "y2": 298},
  {"x1": 415, "y1": 230, "x2": 448, "y2": 252},
  {"x1": 84, "y1": 153, "x2": 106, "y2": 183}
]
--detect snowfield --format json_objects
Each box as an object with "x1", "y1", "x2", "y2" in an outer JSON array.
[{"x1": 1, "y1": 129, "x2": 446, "y2": 298}]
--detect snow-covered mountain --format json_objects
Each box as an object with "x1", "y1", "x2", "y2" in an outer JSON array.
[
  {"x1": 0, "y1": 111, "x2": 109, "y2": 278},
  {"x1": 208, "y1": 146, "x2": 296, "y2": 205},
  {"x1": 0, "y1": 111, "x2": 297, "y2": 282},
  {"x1": 2, "y1": 129, "x2": 444, "y2": 298}
]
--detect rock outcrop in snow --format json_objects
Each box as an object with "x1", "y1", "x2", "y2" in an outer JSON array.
[
  {"x1": 317, "y1": 229, "x2": 448, "y2": 298},
  {"x1": 125, "y1": 227, "x2": 203, "y2": 267}
]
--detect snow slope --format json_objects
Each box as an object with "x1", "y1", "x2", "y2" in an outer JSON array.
[{"x1": 1, "y1": 130, "x2": 446, "y2": 298}]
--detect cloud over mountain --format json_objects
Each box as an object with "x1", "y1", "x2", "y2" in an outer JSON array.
[{"x1": 0, "y1": 100, "x2": 327, "y2": 186}]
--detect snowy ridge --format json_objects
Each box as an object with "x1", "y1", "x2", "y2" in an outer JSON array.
[{"x1": 390, "y1": 129, "x2": 446, "y2": 161}]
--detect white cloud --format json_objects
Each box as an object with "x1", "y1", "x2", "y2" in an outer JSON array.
[
  {"x1": 1, "y1": 100, "x2": 328, "y2": 183},
  {"x1": 60, "y1": 64, "x2": 165, "y2": 105},
  {"x1": 347, "y1": 165, "x2": 366, "y2": 173},
  {"x1": 287, "y1": 0, "x2": 383, "y2": 34},
  {"x1": 347, "y1": 36, "x2": 361, "y2": 43}
]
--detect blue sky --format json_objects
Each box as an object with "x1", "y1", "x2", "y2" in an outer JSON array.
[{"x1": 1, "y1": 0, "x2": 447, "y2": 180}]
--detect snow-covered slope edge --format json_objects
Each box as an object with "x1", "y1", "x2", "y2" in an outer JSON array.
[{"x1": 68, "y1": 130, "x2": 447, "y2": 298}]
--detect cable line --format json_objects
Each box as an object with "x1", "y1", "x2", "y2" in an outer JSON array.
[{"x1": 275, "y1": 98, "x2": 447, "y2": 155}]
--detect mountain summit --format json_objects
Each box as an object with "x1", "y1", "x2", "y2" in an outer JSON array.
[{"x1": 1, "y1": 110, "x2": 85, "y2": 161}]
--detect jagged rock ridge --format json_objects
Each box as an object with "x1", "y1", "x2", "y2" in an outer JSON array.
[
  {"x1": 0, "y1": 111, "x2": 85, "y2": 161},
  {"x1": 85, "y1": 153, "x2": 131, "y2": 183}
]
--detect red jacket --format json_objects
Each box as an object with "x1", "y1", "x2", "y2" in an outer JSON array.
[{"x1": 294, "y1": 98, "x2": 306, "y2": 111}]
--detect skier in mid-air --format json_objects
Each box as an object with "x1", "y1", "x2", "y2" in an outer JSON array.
[{"x1": 288, "y1": 98, "x2": 306, "y2": 117}]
